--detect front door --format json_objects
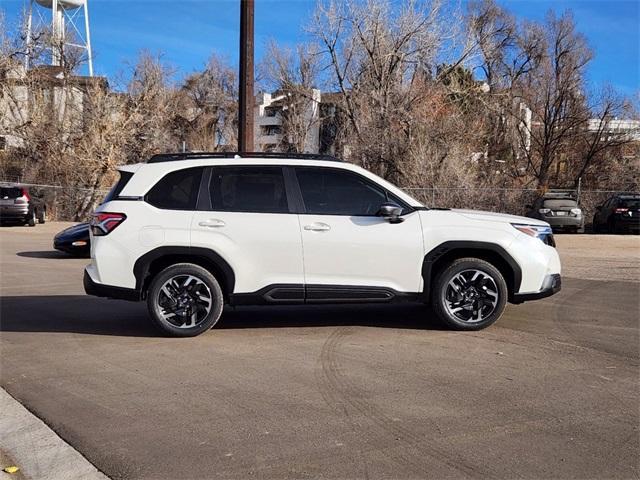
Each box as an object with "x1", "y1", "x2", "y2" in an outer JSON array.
[{"x1": 293, "y1": 166, "x2": 424, "y2": 297}]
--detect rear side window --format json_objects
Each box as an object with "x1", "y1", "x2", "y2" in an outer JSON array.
[
  {"x1": 102, "y1": 171, "x2": 133, "y2": 204},
  {"x1": 0, "y1": 187, "x2": 22, "y2": 199},
  {"x1": 146, "y1": 167, "x2": 203, "y2": 210},
  {"x1": 295, "y1": 167, "x2": 389, "y2": 216},
  {"x1": 209, "y1": 166, "x2": 288, "y2": 213}
]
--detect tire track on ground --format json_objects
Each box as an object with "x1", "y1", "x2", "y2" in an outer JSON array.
[{"x1": 317, "y1": 327, "x2": 499, "y2": 479}]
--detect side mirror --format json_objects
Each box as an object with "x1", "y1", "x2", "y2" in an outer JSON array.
[
  {"x1": 377, "y1": 202, "x2": 404, "y2": 223},
  {"x1": 525, "y1": 204, "x2": 533, "y2": 209}
]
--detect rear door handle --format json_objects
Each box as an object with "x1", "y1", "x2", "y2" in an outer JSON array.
[
  {"x1": 198, "y1": 219, "x2": 226, "y2": 228},
  {"x1": 304, "y1": 222, "x2": 331, "y2": 232}
]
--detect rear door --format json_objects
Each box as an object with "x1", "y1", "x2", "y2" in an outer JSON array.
[
  {"x1": 190, "y1": 166, "x2": 304, "y2": 297},
  {"x1": 293, "y1": 166, "x2": 424, "y2": 297}
]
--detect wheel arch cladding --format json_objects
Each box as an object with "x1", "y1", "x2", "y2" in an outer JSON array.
[
  {"x1": 133, "y1": 246, "x2": 236, "y2": 300},
  {"x1": 422, "y1": 241, "x2": 522, "y2": 301}
]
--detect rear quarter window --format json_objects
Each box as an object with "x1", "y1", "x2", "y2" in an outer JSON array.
[{"x1": 102, "y1": 171, "x2": 134, "y2": 204}]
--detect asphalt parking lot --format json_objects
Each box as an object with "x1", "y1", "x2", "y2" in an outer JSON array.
[{"x1": 1, "y1": 222, "x2": 639, "y2": 479}]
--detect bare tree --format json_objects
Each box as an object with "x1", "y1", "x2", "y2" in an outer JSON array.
[
  {"x1": 309, "y1": 0, "x2": 447, "y2": 183},
  {"x1": 174, "y1": 54, "x2": 237, "y2": 152},
  {"x1": 570, "y1": 86, "x2": 639, "y2": 187},
  {"x1": 515, "y1": 11, "x2": 593, "y2": 188},
  {"x1": 260, "y1": 41, "x2": 321, "y2": 152}
]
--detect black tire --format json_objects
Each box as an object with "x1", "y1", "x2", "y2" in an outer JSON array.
[
  {"x1": 27, "y1": 210, "x2": 36, "y2": 227},
  {"x1": 37, "y1": 208, "x2": 46, "y2": 224},
  {"x1": 607, "y1": 218, "x2": 617, "y2": 234},
  {"x1": 431, "y1": 257, "x2": 508, "y2": 331},
  {"x1": 146, "y1": 263, "x2": 224, "y2": 337}
]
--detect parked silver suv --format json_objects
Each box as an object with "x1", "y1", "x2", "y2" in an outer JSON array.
[{"x1": 0, "y1": 185, "x2": 47, "y2": 226}]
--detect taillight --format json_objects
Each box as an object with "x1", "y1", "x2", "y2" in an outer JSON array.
[
  {"x1": 21, "y1": 188, "x2": 30, "y2": 201},
  {"x1": 614, "y1": 208, "x2": 629, "y2": 214},
  {"x1": 90, "y1": 212, "x2": 126, "y2": 236}
]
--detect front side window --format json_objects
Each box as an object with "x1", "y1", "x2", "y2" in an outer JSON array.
[
  {"x1": 209, "y1": 166, "x2": 288, "y2": 213},
  {"x1": 295, "y1": 167, "x2": 389, "y2": 216},
  {"x1": 146, "y1": 167, "x2": 203, "y2": 210}
]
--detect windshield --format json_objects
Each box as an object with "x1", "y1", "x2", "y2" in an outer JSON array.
[{"x1": 543, "y1": 199, "x2": 577, "y2": 208}]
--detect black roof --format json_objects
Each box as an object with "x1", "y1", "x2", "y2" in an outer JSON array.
[{"x1": 147, "y1": 152, "x2": 341, "y2": 164}]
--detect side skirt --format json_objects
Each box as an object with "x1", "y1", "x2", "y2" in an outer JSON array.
[{"x1": 229, "y1": 284, "x2": 422, "y2": 306}]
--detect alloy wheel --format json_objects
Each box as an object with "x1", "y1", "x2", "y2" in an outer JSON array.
[
  {"x1": 157, "y1": 274, "x2": 213, "y2": 328},
  {"x1": 444, "y1": 269, "x2": 499, "y2": 323}
]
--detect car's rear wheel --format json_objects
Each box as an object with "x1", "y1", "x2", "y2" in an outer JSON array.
[
  {"x1": 37, "y1": 208, "x2": 46, "y2": 224},
  {"x1": 147, "y1": 263, "x2": 224, "y2": 337},
  {"x1": 431, "y1": 258, "x2": 508, "y2": 331}
]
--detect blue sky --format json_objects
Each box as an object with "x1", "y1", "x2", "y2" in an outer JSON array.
[{"x1": 1, "y1": 0, "x2": 638, "y2": 94}]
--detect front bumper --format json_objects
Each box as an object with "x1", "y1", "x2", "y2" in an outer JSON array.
[
  {"x1": 83, "y1": 269, "x2": 140, "y2": 301},
  {"x1": 54, "y1": 237, "x2": 90, "y2": 256},
  {"x1": 512, "y1": 274, "x2": 561, "y2": 303}
]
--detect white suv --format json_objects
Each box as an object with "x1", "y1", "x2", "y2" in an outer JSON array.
[{"x1": 84, "y1": 153, "x2": 561, "y2": 337}]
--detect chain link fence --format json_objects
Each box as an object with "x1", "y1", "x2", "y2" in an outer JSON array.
[
  {"x1": 1, "y1": 179, "x2": 637, "y2": 227},
  {"x1": 404, "y1": 187, "x2": 634, "y2": 223}
]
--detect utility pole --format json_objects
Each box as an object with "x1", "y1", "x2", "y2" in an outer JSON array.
[{"x1": 238, "y1": 0, "x2": 255, "y2": 153}]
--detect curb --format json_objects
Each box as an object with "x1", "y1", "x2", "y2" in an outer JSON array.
[{"x1": 0, "y1": 388, "x2": 108, "y2": 480}]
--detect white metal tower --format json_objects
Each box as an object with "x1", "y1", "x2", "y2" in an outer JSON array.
[{"x1": 25, "y1": 0, "x2": 93, "y2": 76}]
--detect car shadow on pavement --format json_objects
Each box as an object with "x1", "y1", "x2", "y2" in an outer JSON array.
[
  {"x1": 0, "y1": 296, "x2": 444, "y2": 337},
  {"x1": 0, "y1": 296, "x2": 156, "y2": 337},
  {"x1": 17, "y1": 250, "x2": 73, "y2": 259}
]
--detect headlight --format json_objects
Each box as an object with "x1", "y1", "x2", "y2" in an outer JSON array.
[
  {"x1": 512, "y1": 223, "x2": 555, "y2": 246},
  {"x1": 570, "y1": 208, "x2": 582, "y2": 216},
  {"x1": 539, "y1": 208, "x2": 552, "y2": 215}
]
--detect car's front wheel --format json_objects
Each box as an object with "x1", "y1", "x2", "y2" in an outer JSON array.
[
  {"x1": 147, "y1": 263, "x2": 224, "y2": 337},
  {"x1": 431, "y1": 258, "x2": 508, "y2": 330},
  {"x1": 26, "y1": 210, "x2": 36, "y2": 227}
]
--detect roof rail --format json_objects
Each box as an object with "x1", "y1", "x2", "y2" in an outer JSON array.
[{"x1": 147, "y1": 152, "x2": 342, "y2": 163}]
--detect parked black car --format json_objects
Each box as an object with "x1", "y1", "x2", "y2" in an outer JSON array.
[
  {"x1": 54, "y1": 222, "x2": 91, "y2": 256},
  {"x1": 593, "y1": 194, "x2": 640, "y2": 234},
  {"x1": 526, "y1": 192, "x2": 584, "y2": 233},
  {"x1": 0, "y1": 185, "x2": 46, "y2": 226}
]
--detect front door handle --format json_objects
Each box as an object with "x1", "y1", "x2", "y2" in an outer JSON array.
[
  {"x1": 198, "y1": 219, "x2": 226, "y2": 228},
  {"x1": 304, "y1": 222, "x2": 331, "y2": 232}
]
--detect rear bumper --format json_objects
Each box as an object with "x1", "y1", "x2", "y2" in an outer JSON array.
[
  {"x1": 545, "y1": 217, "x2": 583, "y2": 229},
  {"x1": 511, "y1": 274, "x2": 561, "y2": 304},
  {"x1": 613, "y1": 218, "x2": 640, "y2": 232},
  {"x1": 0, "y1": 205, "x2": 29, "y2": 220},
  {"x1": 83, "y1": 269, "x2": 140, "y2": 301}
]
